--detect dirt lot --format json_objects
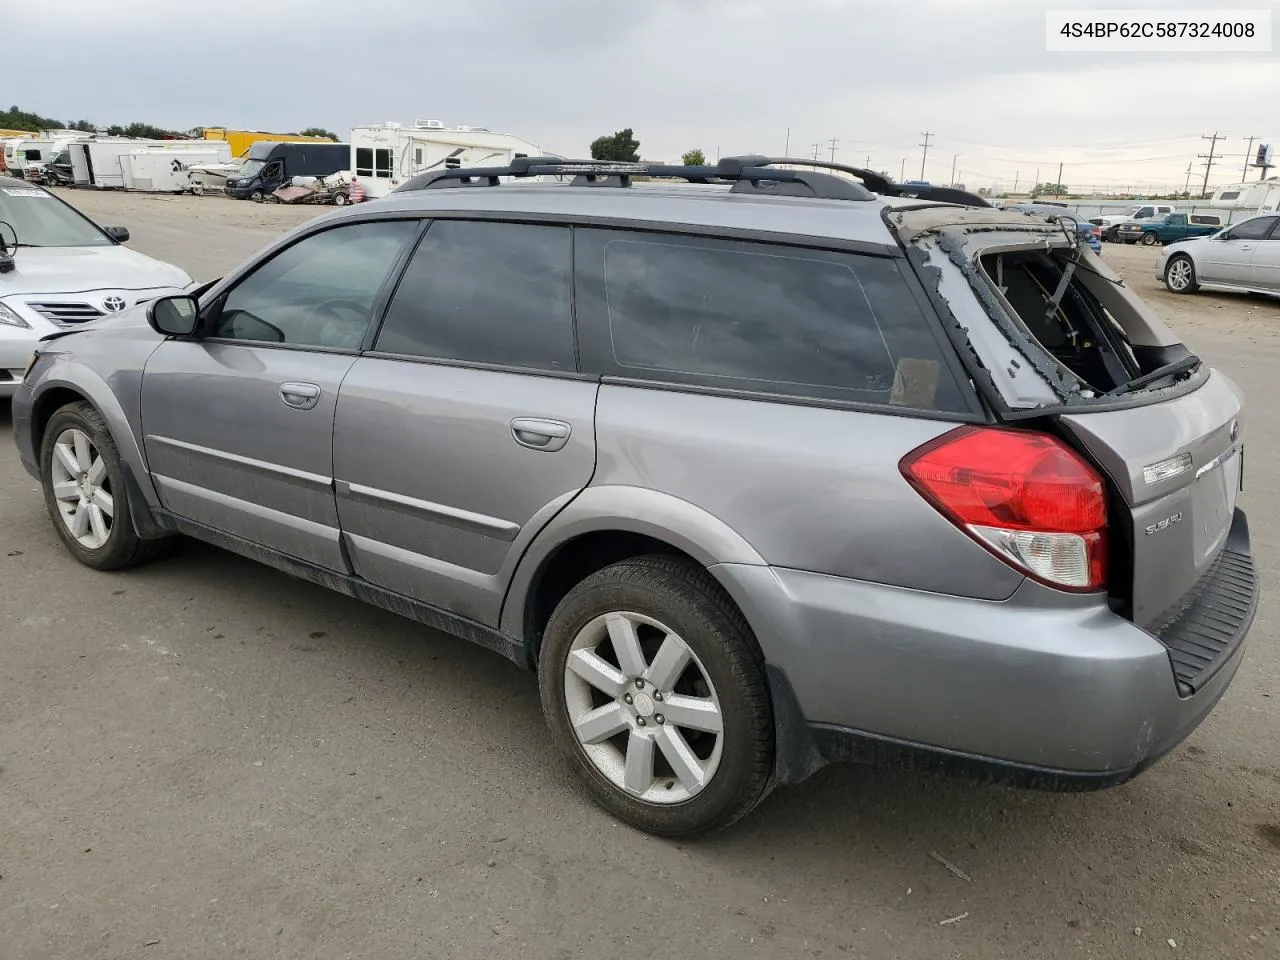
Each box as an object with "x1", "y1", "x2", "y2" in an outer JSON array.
[{"x1": 1, "y1": 190, "x2": 1277, "y2": 960}]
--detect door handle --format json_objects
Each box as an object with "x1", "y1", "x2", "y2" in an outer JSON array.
[
  {"x1": 1239, "y1": 245, "x2": 1253, "y2": 251},
  {"x1": 280, "y1": 381, "x2": 321, "y2": 410},
  {"x1": 511, "y1": 417, "x2": 571, "y2": 452}
]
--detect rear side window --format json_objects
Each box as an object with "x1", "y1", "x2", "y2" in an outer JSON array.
[
  {"x1": 573, "y1": 229, "x2": 973, "y2": 412},
  {"x1": 374, "y1": 220, "x2": 576, "y2": 372}
]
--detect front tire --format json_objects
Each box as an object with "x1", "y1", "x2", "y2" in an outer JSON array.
[
  {"x1": 1164, "y1": 254, "x2": 1199, "y2": 294},
  {"x1": 40, "y1": 402, "x2": 172, "y2": 570},
  {"x1": 1141, "y1": 231, "x2": 1159, "y2": 246},
  {"x1": 249, "y1": 189, "x2": 264, "y2": 202},
  {"x1": 538, "y1": 555, "x2": 774, "y2": 836}
]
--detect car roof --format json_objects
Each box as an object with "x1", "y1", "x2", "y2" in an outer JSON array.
[{"x1": 349, "y1": 181, "x2": 950, "y2": 245}]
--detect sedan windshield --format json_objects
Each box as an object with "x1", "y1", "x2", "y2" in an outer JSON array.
[{"x1": 0, "y1": 185, "x2": 111, "y2": 247}]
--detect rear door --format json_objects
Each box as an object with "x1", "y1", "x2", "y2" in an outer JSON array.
[
  {"x1": 1244, "y1": 216, "x2": 1280, "y2": 291},
  {"x1": 1202, "y1": 216, "x2": 1277, "y2": 285},
  {"x1": 332, "y1": 218, "x2": 597, "y2": 626}
]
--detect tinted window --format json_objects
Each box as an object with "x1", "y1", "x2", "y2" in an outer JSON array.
[
  {"x1": 210, "y1": 220, "x2": 418, "y2": 349},
  {"x1": 355, "y1": 147, "x2": 373, "y2": 177},
  {"x1": 574, "y1": 229, "x2": 972, "y2": 411},
  {"x1": 375, "y1": 220, "x2": 575, "y2": 372},
  {"x1": 1229, "y1": 217, "x2": 1278, "y2": 241}
]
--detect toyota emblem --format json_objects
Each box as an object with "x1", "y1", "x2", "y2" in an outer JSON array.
[{"x1": 102, "y1": 296, "x2": 126, "y2": 313}]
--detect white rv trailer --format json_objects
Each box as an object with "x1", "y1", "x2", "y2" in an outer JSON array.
[
  {"x1": 124, "y1": 144, "x2": 234, "y2": 192},
  {"x1": 349, "y1": 120, "x2": 545, "y2": 200},
  {"x1": 68, "y1": 138, "x2": 215, "y2": 188},
  {"x1": 1209, "y1": 178, "x2": 1280, "y2": 216}
]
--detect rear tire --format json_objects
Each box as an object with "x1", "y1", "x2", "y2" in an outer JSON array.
[
  {"x1": 1164, "y1": 254, "x2": 1199, "y2": 294},
  {"x1": 538, "y1": 555, "x2": 774, "y2": 836},
  {"x1": 39, "y1": 402, "x2": 173, "y2": 570}
]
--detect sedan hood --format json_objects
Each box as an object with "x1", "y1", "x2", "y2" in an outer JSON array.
[{"x1": 0, "y1": 244, "x2": 191, "y2": 296}]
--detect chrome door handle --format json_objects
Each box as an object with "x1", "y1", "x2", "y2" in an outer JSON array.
[
  {"x1": 1239, "y1": 245, "x2": 1253, "y2": 251},
  {"x1": 511, "y1": 417, "x2": 571, "y2": 452},
  {"x1": 280, "y1": 381, "x2": 321, "y2": 410}
]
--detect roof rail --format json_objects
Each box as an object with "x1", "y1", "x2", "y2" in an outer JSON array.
[{"x1": 390, "y1": 156, "x2": 989, "y2": 207}]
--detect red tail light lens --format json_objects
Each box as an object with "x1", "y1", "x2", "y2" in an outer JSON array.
[{"x1": 900, "y1": 426, "x2": 1108, "y2": 591}]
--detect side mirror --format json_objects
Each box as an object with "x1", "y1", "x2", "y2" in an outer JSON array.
[
  {"x1": 104, "y1": 225, "x2": 129, "y2": 243},
  {"x1": 147, "y1": 295, "x2": 199, "y2": 337}
]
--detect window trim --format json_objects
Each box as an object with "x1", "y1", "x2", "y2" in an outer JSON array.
[
  {"x1": 364, "y1": 217, "x2": 580, "y2": 373},
  {"x1": 570, "y1": 224, "x2": 986, "y2": 420},
  {"x1": 196, "y1": 217, "x2": 428, "y2": 352}
]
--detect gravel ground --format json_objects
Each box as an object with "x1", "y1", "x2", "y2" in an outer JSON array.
[{"x1": 1, "y1": 190, "x2": 1277, "y2": 960}]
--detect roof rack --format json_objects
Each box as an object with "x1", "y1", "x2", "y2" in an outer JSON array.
[{"x1": 391, "y1": 155, "x2": 990, "y2": 207}]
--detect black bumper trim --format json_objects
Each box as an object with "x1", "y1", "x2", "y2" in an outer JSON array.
[{"x1": 1149, "y1": 508, "x2": 1257, "y2": 696}]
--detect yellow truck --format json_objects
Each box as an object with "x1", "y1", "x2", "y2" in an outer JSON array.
[{"x1": 201, "y1": 128, "x2": 337, "y2": 158}]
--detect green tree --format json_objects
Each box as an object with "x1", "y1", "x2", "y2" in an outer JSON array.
[
  {"x1": 1031, "y1": 181, "x2": 1068, "y2": 198},
  {"x1": 298, "y1": 127, "x2": 339, "y2": 141},
  {"x1": 66, "y1": 119, "x2": 97, "y2": 133},
  {"x1": 590, "y1": 128, "x2": 641, "y2": 163},
  {"x1": 0, "y1": 104, "x2": 62, "y2": 131},
  {"x1": 681, "y1": 148, "x2": 706, "y2": 166},
  {"x1": 104, "y1": 122, "x2": 188, "y2": 139}
]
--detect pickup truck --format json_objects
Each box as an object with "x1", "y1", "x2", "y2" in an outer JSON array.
[
  {"x1": 1095, "y1": 203, "x2": 1176, "y2": 241},
  {"x1": 1117, "y1": 212, "x2": 1225, "y2": 246}
]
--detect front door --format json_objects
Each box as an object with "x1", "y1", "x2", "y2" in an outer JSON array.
[
  {"x1": 141, "y1": 218, "x2": 421, "y2": 570},
  {"x1": 332, "y1": 219, "x2": 597, "y2": 626}
]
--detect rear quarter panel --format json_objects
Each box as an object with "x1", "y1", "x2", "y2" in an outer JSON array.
[{"x1": 586, "y1": 385, "x2": 1026, "y2": 599}]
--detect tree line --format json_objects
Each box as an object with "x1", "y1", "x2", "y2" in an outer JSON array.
[{"x1": 1, "y1": 105, "x2": 336, "y2": 141}]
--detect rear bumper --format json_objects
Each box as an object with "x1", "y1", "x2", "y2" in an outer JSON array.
[{"x1": 712, "y1": 515, "x2": 1256, "y2": 786}]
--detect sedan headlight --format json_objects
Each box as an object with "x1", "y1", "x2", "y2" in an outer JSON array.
[{"x1": 0, "y1": 302, "x2": 32, "y2": 328}]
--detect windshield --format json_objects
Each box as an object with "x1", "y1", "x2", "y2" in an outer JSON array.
[
  {"x1": 0, "y1": 185, "x2": 112, "y2": 247},
  {"x1": 238, "y1": 159, "x2": 265, "y2": 178}
]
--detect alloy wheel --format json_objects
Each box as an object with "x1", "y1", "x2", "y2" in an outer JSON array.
[
  {"x1": 563, "y1": 611, "x2": 724, "y2": 804},
  {"x1": 49, "y1": 427, "x2": 114, "y2": 550}
]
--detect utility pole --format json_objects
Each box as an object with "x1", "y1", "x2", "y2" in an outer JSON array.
[
  {"x1": 1013, "y1": 171, "x2": 1019, "y2": 194},
  {"x1": 919, "y1": 131, "x2": 932, "y2": 180},
  {"x1": 1183, "y1": 162, "x2": 1193, "y2": 197},
  {"x1": 784, "y1": 127, "x2": 790, "y2": 157},
  {"x1": 900, "y1": 158, "x2": 906, "y2": 181},
  {"x1": 950, "y1": 153, "x2": 960, "y2": 187},
  {"x1": 811, "y1": 142, "x2": 822, "y2": 161},
  {"x1": 1242, "y1": 136, "x2": 1255, "y2": 180},
  {"x1": 828, "y1": 138, "x2": 839, "y2": 163},
  {"x1": 1198, "y1": 132, "x2": 1222, "y2": 198},
  {"x1": 865, "y1": 154, "x2": 871, "y2": 168},
  {"x1": 1056, "y1": 161, "x2": 1064, "y2": 197}
]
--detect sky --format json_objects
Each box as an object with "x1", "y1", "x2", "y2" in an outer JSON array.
[{"x1": 8, "y1": 0, "x2": 1278, "y2": 194}]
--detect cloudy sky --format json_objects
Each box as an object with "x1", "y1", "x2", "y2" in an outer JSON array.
[{"x1": 10, "y1": 0, "x2": 1277, "y2": 193}]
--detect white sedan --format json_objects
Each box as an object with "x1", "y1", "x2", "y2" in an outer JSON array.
[
  {"x1": 0, "y1": 183, "x2": 193, "y2": 397},
  {"x1": 1156, "y1": 213, "x2": 1280, "y2": 297}
]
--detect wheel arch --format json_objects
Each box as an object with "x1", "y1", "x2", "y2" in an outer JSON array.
[
  {"x1": 500, "y1": 485, "x2": 767, "y2": 669},
  {"x1": 30, "y1": 368, "x2": 166, "y2": 539}
]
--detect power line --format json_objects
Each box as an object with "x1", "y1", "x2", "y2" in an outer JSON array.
[
  {"x1": 918, "y1": 131, "x2": 932, "y2": 181},
  {"x1": 1199, "y1": 132, "x2": 1223, "y2": 198}
]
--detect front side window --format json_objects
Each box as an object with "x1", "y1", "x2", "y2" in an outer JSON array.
[
  {"x1": 574, "y1": 229, "x2": 973, "y2": 411},
  {"x1": 374, "y1": 220, "x2": 575, "y2": 372},
  {"x1": 1229, "y1": 217, "x2": 1278, "y2": 241},
  {"x1": 209, "y1": 220, "x2": 419, "y2": 350}
]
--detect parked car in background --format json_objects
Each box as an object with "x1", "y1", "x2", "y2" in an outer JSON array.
[
  {"x1": 1096, "y1": 203, "x2": 1176, "y2": 241},
  {"x1": 0, "y1": 182, "x2": 193, "y2": 397},
  {"x1": 1119, "y1": 212, "x2": 1223, "y2": 246},
  {"x1": 1004, "y1": 203, "x2": 1101, "y2": 253},
  {"x1": 1157, "y1": 213, "x2": 1280, "y2": 296},
  {"x1": 12, "y1": 157, "x2": 1255, "y2": 836}
]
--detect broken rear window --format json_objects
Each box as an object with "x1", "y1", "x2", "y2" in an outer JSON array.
[{"x1": 982, "y1": 249, "x2": 1139, "y2": 394}]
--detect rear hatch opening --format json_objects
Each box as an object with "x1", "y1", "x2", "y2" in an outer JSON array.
[{"x1": 890, "y1": 205, "x2": 1256, "y2": 695}]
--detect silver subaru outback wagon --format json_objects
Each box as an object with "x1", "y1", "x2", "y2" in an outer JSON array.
[{"x1": 12, "y1": 157, "x2": 1258, "y2": 836}]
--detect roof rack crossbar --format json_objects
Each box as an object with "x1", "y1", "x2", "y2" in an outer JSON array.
[{"x1": 392, "y1": 156, "x2": 989, "y2": 207}]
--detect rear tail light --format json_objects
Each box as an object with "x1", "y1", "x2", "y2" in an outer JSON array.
[{"x1": 900, "y1": 426, "x2": 1107, "y2": 591}]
